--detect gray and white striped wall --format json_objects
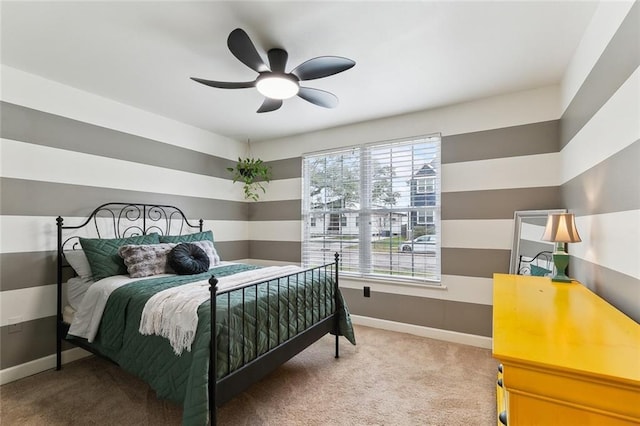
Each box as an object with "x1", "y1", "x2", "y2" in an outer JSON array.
[
  {"x1": 250, "y1": 85, "x2": 563, "y2": 348},
  {"x1": 0, "y1": 66, "x2": 249, "y2": 383},
  {"x1": 1, "y1": 1, "x2": 637, "y2": 384},
  {"x1": 559, "y1": 1, "x2": 639, "y2": 322}
]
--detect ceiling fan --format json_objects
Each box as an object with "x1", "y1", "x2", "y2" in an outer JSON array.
[{"x1": 191, "y1": 28, "x2": 355, "y2": 113}]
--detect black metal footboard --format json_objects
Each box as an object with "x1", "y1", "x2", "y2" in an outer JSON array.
[{"x1": 208, "y1": 252, "x2": 341, "y2": 425}]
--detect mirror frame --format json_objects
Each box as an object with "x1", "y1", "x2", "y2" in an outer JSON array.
[{"x1": 509, "y1": 209, "x2": 567, "y2": 274}]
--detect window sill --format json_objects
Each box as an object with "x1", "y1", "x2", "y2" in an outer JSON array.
[{"x1": 339, "y1": 273, "x2": 446, "y2": 291}]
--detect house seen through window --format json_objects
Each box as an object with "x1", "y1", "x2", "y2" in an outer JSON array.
[{"x1": 302, "y1": 135, "x2": 441, "y2": 283}]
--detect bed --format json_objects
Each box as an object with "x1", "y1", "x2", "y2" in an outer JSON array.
[
  {"x1": 517, "y1": 250, "x2": 553, "y2": 276},
  {"x1": 56, "y1": 202, "x2": 355, "y2": 425}
]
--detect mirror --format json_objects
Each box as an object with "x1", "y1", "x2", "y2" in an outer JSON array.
[{"x1": 510, "y1": 209, "x2": 566, "y2": 275}]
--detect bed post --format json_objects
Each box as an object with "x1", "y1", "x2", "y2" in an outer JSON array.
[
  {"x1": 208, "y1": 275, "x2": 218, "y2": 426},
  {"x1": 56, "y1": 216, "x2": 64, "y2": 370},
  {"x1": 334, "y1": 252, "x2": 340, "y2": 359}
]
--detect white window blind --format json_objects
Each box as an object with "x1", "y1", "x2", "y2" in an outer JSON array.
[{"x1": 302, "y1": 135, "x2": 441, "y2": 283}]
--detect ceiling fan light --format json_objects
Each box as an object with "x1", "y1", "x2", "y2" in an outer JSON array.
[{"x1": 256, "y1": 75, "x2": 299, "y2": 100}]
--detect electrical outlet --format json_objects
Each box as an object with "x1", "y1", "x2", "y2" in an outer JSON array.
[{"x1": 363, "y1": 286, "x2": 371, "y2": 297}]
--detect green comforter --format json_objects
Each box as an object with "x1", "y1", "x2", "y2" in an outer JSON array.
[{"x1": 85, "y1": 264, "x2": 355, "y2": 426}]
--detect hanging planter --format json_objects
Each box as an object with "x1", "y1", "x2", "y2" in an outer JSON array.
[{"x1": 227, "y1": 157, "x2": 272, "y2": 201}]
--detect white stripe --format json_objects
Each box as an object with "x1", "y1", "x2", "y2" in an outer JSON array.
[
  {"x1": 250, "y1": 154, "x2": 561, "y2": 201},
  {"x1": 238, "y1": 265, "x2": 493, "y2": 305},
  {"x1": 442, "y1": 152, "x2": 560, "y2": 193},
  {"x1": 203, "y1": 220, "x2": 248, "y2": 243},
  {"x1": 1, "y1": 65, "x2": 244, "y2": 160},
  {"x1": 520, "y1": 221, "x2": 547, "y2": 243},
  {"x1": 338, "y1": 274, "x2": 492, "y2": 305},
  {"x1": 248, "y1": 221, "x2": 302, "y2": 242},
  {"x1": 571, "y1": 211, "x2": 640, "y2": 280},
  {"x1": 561, "y1": 68, "x2": 640, "y2": 184},
  {"x1": 245, "y1": 219, "x2": 512, "y2": 249},
  {"x1": 0, "y1": 216, "x2": 248, "y2": 253},
  {"x1": 441, "y1": 219, "x2": 513, "y2": 250},
  {"x1": 0, "y1": 285, "x2": 57, "y2": 327},
  {"x1": 249, "y1": 178, "x2": 301, "y2": 202},
  {"x1": 1, "y1": 139, "x2": 245, "y2": 202}
]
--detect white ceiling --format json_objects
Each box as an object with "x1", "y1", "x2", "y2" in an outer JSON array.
[{"x1": 1, "y1": 1, "x2": 598, "y2": 142}]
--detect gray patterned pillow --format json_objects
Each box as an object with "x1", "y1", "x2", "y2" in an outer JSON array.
[
  {"x1": 188, "y1": 240, "x2": 220, "y2": 268},
  {"x1": 118, "y1": 243, "x2": 175, "y2": 278}
]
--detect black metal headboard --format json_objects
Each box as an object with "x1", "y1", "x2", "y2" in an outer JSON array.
[
  {"x1": 55, "y1": 202, "x2": 204, "y2": 370},
  {"x1": 57, "y1": 202, "x2": 203, "y2": 251}
]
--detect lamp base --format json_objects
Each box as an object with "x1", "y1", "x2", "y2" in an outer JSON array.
[
  {"x1": 551, "y1": 251, "x2": 572, "y2": 283},
  {"x1": 550, "y1": 275, "x2": 573, "y2": 283}
]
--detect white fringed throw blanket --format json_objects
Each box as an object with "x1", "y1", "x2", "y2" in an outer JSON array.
[{"x1": 139, "y1": 265, "x2": 301, "y2": 355}]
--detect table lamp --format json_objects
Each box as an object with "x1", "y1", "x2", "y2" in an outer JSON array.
[{"x1": 541, "y1": 213, "x2": 581, "y2": 282}]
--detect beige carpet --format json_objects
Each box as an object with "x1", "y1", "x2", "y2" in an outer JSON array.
[{"x1": 1, "y1": 325, "x2": 497, "y2": 425}]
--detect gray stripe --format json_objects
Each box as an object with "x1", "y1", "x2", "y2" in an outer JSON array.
[
  {"x1": 250, "y1": 186, "x2": 563, "y2": 222},
  {"x1": 341, "y1": 288, "x2": 492, "y2": 337},
  {"x1": 562, "y1": 140, "x2": 640, "y2": 216},
  {"x1": 262, "y1": 121, "x2": 560, "y2": 179},
  {"x1": 249, "y1": 241, "x2": 302, "y2": 263},
  {"x1": 442, "y1": 248, "x2": 510, "y2": 278},
  {"x1": 216, "y1": 240, "x2": 249, "y2": 262},
  {"x1": 247, "y1": 242, "x2": 509, "y2": 280},
  {"x1": 0, "y1": 251, "x2": 65, "y2": 292},
  {"x1": 443, "y1": 187, "x2": 562, "y2": 220},
  {"x1": 0, "y1": 102, "x2": 236, "y2": 179},
  {"x1": 248, "y1": 200, "x2": 301, "y2": 221},
  {"x1": 0, "y1": 316, "x2": 74, "y2": 369},
  {"x1": 560, "y1": 3, "x2": 639, "y2": 148},
  {"x1": 0, "y1": 242, "x2": 248, "y2": 292},
  {"x1": 570, "y1": 256, "x2": 640, "y2": 323},
  {"x1": 265, "y1": 157, "x2": 302, "y2": 180},
  {"x1": 443, "y1": 120, "x2": 560, "y2": 164},
  {"x1": 0, "y1": 178, "x2": 247, "y2": 220}
]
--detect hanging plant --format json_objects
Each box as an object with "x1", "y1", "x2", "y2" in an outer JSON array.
[{"x1": 227, "y1": 157, "x2": 272, "y2": 201}]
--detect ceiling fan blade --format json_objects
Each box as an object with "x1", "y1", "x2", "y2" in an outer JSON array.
[
  {"x1": 297, "y1": 87, "x2": 339, "y2": 108},
  {"x1": 257, "y1": 98, "x2": 283, "y2": 113},
  {"x1": 190, "y1": 77, "x2": 255, "y2": 89},
  {"x1": 227, "y1": 28, "x2": 269, "y2": 73},
  {"x1": 291, "y1": 56, "x2": 355, "y2": 81},
  {"x1": 267, "y1": 48, "x2": 289, "y2": 73}
]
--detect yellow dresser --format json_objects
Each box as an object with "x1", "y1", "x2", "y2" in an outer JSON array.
[{"x1": 492, "y1": 274, "x2": 640, "y2": 425}]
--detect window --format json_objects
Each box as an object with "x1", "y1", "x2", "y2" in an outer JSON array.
[
  {"x1": 302, "y1": 135, "x2": 441, "y2": 283},
  {"x1": 416, "y1": 177, "x2": 435, "y2": 194}
]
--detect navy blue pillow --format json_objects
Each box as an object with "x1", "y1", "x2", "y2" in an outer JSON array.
[{"x1": 168, "y1": 243, "x2": 210, "y2": 275}]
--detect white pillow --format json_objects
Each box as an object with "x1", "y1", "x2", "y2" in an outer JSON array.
[
  {"x1": 66, "y1": 276, "x2": 93, "y2": 310},
  {"x1": 64, "y1": 249, "x2": 93, "y2": 281}
]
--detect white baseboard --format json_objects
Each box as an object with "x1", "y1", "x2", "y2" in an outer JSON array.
[
  {"x1": 0, "y1": 347, "x2": 92, "y2": 385},
  {"x1": 350, "y1": 315, "x2": 493, "y2": 349},
  {"x1": 0, "y1": 320, "x2": 491, "y2": 385}
]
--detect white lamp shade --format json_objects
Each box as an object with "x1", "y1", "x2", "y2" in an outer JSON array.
[{"x1": 541, "y1": 213, "x2": 582, "y2": 243}]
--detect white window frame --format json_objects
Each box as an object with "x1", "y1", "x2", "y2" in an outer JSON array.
[
  {"x1": 416, "y1": 176, "x2": 436, "y2": 194},
  {"x1": 302, "y1": 134, "x2": 441, "y2": 284}
]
